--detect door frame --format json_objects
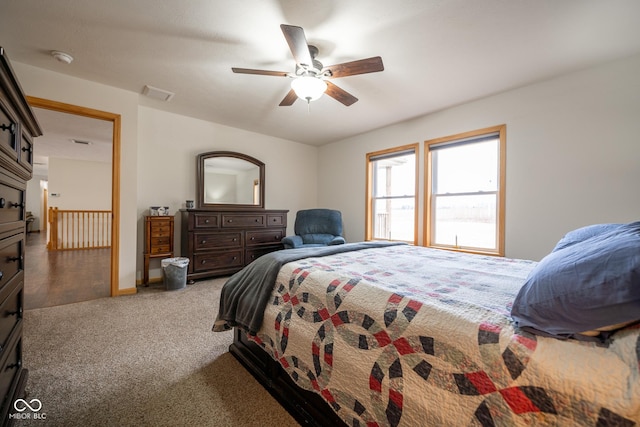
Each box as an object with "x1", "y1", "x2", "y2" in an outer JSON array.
[{"x1": 26, "y1": 96, "x2": 121, "y2": 297}]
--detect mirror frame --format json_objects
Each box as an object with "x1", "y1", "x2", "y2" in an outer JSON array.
[{"x1": 196, "y1": 151, "x2": 265, "y2": 209}]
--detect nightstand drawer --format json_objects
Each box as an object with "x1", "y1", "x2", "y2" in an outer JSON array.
[
  {"x1": 150, "y1": 244, "x2": 171, "y2": 255},
  {"x1": 193, "y1": 232, "x2": 242, "y2": 251},
  {"x1": 246, "y1": 229, "x2": 285, "y2": 246},
  {"x1": 221, "y1": 214, "x2": 265, "y2": 228},
  {"x1": 151, "y1": 226, "x2": 171, "y2": 236},
  {"x1": 194, "y1": 250, "x2": 243, "y2": 272}
]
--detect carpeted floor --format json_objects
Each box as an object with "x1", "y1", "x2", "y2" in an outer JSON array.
[{"x1": 18, "y1": 278, "x2": 300, "y2": 426}]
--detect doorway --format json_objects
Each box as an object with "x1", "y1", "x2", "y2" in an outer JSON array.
[{"x1": 25, "y1": 96, "x2": 121, "y2": 308}]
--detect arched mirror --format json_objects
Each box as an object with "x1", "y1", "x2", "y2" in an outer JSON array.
[{"x1": 196, "y1": 151, "x2": 265, "y2": 209}]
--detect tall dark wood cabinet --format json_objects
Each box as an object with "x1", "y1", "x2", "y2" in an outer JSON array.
[
  {"x1": 0, "y1": 48, "x2": 42, "y2": 425},
  {"x1": 181, "y1": 209, "x2": 287, "y2": 281}
]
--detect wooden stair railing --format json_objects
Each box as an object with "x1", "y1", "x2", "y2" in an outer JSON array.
[{"x1": 48, "y1": 207, "x2": 112, "y2": 251}]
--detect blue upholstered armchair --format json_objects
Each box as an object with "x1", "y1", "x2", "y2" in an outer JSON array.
[{"x1": 281, "y1": 209, "x2": 346, "y2": 249}]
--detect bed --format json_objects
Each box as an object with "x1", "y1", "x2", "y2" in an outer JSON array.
[{"x1": 213, "y1": 240, "x2": 640, "y2": 426}]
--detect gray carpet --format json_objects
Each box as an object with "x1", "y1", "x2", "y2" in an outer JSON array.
[{"x1": 18, "y1": 278, "x2": 300, "y2": 426}]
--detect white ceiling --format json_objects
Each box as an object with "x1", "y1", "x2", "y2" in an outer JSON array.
[{"x1": 2, "y1": 0, "x2": 640, "y2": 155}]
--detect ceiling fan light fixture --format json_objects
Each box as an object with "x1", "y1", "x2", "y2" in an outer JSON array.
[{"x1": 291, "y1": 76, "x2": 327, "y2": 102}]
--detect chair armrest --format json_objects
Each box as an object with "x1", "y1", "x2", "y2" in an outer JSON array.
[
  {"x1": 281, "y1": 235, "x2": 303, "y2": 249},
  {"x1": 329, "y1": 236, "x2": 346, "y2": 245}
]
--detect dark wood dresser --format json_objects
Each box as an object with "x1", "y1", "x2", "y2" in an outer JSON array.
[
  {"x1": 181, "y1": 208, "x2": 287, "y2": 281},
  {"x1": 143, "y1": 215, "x2": 174, "y2": 284},
  {"x1": 0, "y1": 47, "x2": 42, "y2": 425}
]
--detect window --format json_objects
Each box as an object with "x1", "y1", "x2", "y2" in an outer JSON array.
[
  {"x1": 366, "y1": 144, "x2": 418, "y2": 243},
  {"x1": 425, "y1": 125, "x2": 505, "y2": 255}
]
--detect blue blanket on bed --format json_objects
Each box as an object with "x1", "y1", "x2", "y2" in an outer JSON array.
[{"x1": 213, "y1": 241, "x2": 405, "y2": 334}]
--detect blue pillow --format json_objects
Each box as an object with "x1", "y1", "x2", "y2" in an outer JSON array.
[
  {"x1": 552, "y1": 223, "x2": 622, "y2": 252},
  {"x1": 511, "y1": 221, "x2": 640, "y2": 339}
]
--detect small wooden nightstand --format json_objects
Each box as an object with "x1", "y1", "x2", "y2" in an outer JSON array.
[{"x1": 143, "y1": 215, "x2": 175, "y2": 285}]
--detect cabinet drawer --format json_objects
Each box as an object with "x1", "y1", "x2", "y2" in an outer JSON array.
[
  {"x1": 0, "y1": 280, "x2": 21, "y2": 357},
  {"x1": 193, "y1": 232, "x2": 242, "y2": 251},
  {"x1": 194, "y1": 214, "x2": 219, "y2": 229},
  {"x1": 18, "y1": 131, "x2": 33, "y2": 173},
  {"x1": 246, "y1": 229, "x2": 285, "y2": 246},
  {"x1": 0, "y1": 333, "x2": 21, "y2": 407},
  {"x1": 246, "y1": 246, "x2": 281, "y2": 264},
  {"x1": 150, "y1": 245, "x2": 171, "y2": 255},
  {"x1": 267, "y1": 214, "x2": 285, "y2": 227},
  {"x1": 0, "y1": 180, "x2": 24, "y2": 225},
  {"x1": 150, "y1": 226, "x2": 171, "y2": 237},
  {"x1": 0, "y1": 99, "x2": 18, "y2": 162},
  {"x1": 194, "y1": 250, "x2": 243, "y2": 272},
  {"x1": 221, "y1": 214, "x2": 265, "y2": 228},
  {"x1": 0, "y1": 234, "x2": 22, "y2": 290}
]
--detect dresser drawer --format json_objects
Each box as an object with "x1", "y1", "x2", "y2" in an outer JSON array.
[
  {"x1": 246, "y1": 246, "x2": 282, "y2": 264},
  {"x1": 0, "y1": 99, "x2": 18, "y2": 163},
  {"x1": 193, "y1": 213, "x2": 220, "y2": 229},
  {"x1": 0, "y1": 234, "x2": 22, "y2": 290},
  {"x1": 193, "y1": 232, "x2": 242, "y2": 251},
  {"x1": 17, "y1": 130, "x2": 33, "y2": 173},
  {"x1": 0, "y1": 279, "x2": 21, "y2": 357},
  {"x1": 267, "y1": 214, "x2": 285, "y2": 227},
  {"x1": 221, "y1": 214, "x2": 265, "y2": 228},
  {"x1": 193, "y1": 250, "x2": 243, "y2": 272},
  {"x1": 0, "y1": 332, "x2": 22, "y2": 407},
  {"x1": 0, "y1": 180, "x2": 24, "y2": 225},
  {"x1": 246, "y1": 229, "x2": 285, "y2": 246}
]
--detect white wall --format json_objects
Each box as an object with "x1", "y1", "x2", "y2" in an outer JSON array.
[
  {"x1": 25, "y1": 174, "x2": 47, "y2": 231},
  {"x1": 136, "y1": 106, "x2": 317, "y2": 281},
  {"x1": 48, "y1": 158, "x2": 111, "y2": 210},
  {"x1": 14, "y1": 62, "x2": 139, "y2": 292},
  {"x1": 318, "y1": 54, "x2": 640, "y2": 261}
]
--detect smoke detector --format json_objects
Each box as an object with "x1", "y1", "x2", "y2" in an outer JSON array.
[{"x1": 51, "y1": 50, "x2": 74, "y2": 64}]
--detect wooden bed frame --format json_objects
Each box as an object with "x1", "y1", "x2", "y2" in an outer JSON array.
[{"x1": 229, "y1": 328, "x2": 347, "y2": 426}]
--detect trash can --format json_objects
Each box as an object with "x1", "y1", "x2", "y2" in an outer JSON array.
[{"x1": 161, "y1": 257, "x2": 190, "y2": 291}]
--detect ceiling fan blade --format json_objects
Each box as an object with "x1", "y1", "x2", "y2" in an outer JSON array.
[
  {"x1": 324, "y1": 56, "x2": 384, "y2": 78},
  {"x1": 280, "y1": 24, "x2": 313, "y2": 68},
  {"x1": 232, "y1": 67, "x2": 289, "y2": 77},
  {"x1": 325, "y1": 81, "x2": 358, "y2": 106},
  {"x1": 279, "y1": 89, "x2": 298, "y2": 106}
]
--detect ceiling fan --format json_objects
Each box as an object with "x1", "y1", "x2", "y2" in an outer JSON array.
[{"x1": 232, "y1": 24, "x2": 384, "y2": 107}]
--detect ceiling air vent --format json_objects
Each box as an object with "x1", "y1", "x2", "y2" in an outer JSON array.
[{"x1": 142, "y1": 85, "x2": 175, "y2": 102}]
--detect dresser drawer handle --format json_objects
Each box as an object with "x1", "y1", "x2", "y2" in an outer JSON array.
[
  {"x1": 232, "y1": 256, "x2": 237, "y2": 260},
  {"x1": 6, "y1": 360, "x2": 21, "y2": 370},
  {"x1": 201, "y1": 260, "x2": 207, "y2": 265},
  {"x1": 0, "y1": 271, "x2": 3, "y2": 281},
  {"x1": 0, "y1": 198, "x2": 4, "y2": 208},
  {"x1": 7, "y1": 256, "x2": 22, "y2": 263},
  {"x1": 255, "y1": 219, "x2": 260, "y2": 222},
  {"x1": 8, "y1": 307, "x2": 22, "y2": 317},
  {"x1": 9, "y1": 202, "x2": 24, "y2": 208},
  {"x1": 275, "y1": 235, "x2": 281, "y2": 240},
  {"x1": 22, "y1": 146, "x2": 33, "y2": 154},
  {"x1": 227, "y1": 219, "x2": 233, "y2": 223},
  {"x1": 250, "y1": 237, "x2": 255, "y2": 241},
  {"x1": 0, "y1": 123, "x2": 16, "y2": 133},
  {"x1": 204, "y1": 219, "x2": 210, "y2": 224},
  {"x1": 200, "y1": 240, "x2": 207, "y2": 245},
  {"x1": 232, "y1": 238, "x2": 237, "y2": 242}
]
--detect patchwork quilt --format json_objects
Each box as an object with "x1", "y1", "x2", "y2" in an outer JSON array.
[{"x1": 248, "y1": 245, "x2": 640, "y2": 426}]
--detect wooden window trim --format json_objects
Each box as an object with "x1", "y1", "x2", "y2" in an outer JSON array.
[
  {"x1": 424, "y1": 125, "x2": 506, "y2": 256},
  {"x1": 365, "y1": 143, "x2": 419, "y2": 244}
]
